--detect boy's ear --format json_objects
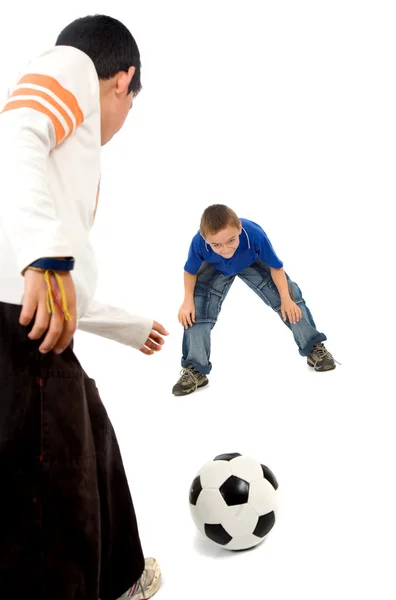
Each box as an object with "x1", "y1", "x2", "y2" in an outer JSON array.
[
  {"x1": 239, "y1": 220, "x2": 243, "y2": 233},
  {"x1": 116, "y1": 66, "x2": 136, "y2": 96}
]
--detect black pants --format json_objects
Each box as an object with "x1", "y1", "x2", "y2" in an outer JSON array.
[{"x1": 0, "y1": 302, "x2": 144, "y2": 600}]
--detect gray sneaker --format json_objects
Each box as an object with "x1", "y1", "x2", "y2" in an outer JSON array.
[
  {"x1": 117, "y1": 557, "x2": 161, "y2": 599},
  {"x1": 307, "y1": 343, "x2": 337, "y2": 371},
  {"x1": 172, "y1": 365, "x2": 209, "y2": 396}
]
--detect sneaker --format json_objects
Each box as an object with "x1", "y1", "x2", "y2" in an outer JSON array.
[
  {"x1": 118, "y1": 557, "x2": 162, "y2": 599},
  {"x1": 307, "y1": 343, "x2": 338, "y2": 372},
  {"x1": 172, "y1": 365, "x2": 209, "y2": 396}
]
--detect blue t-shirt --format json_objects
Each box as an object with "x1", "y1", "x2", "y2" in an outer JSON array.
[{"x1": 184, "y1": 218, "x2": 283, "y2": 276}]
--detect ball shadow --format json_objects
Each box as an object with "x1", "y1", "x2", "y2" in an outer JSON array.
[{"x1": 193, "y1": 533, "x2": 265, "y2": 559}]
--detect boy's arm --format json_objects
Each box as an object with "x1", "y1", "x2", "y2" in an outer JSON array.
[
  {"x1": 254, "y1": 228, "x2": 301, "y2": 323},
  {"x1": 178, "y1": 235, "x2": 203, "y2": 327},
  {"x1": 270, "y1": 267, "x2": 302, "y2": 324},
  {"x1": 78, "y1": 298, "x2": 168, "y2": 353},
  {"x1": 178, "y1": 270, "x2": 198, "y2": 328},
  {"x1": 0, "y1": 47, "x2": 98, "y2": 354},
  {"x1": 184, "y1": 270, "x2": 198, "y2": 300},
  {"x1": 0, "y1": 108, "x2": 72, "y2": 272},
  {"x1": 0, "y1": 46, "x2": 97, "y2": 273},
  {"x1": 269, "y1": 267, "x2": 290, "y2": 300},
  {"x1": 183, "y1": 235, "x2": 204, "y2": 288}
]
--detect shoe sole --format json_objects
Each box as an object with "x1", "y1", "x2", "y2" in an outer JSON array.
[
  {"x1": 307, "y1": 357, "x2": 336, "y2": 371},
  {"x1": 172, "y1": 378, "x2": 209, "y2": 396}
]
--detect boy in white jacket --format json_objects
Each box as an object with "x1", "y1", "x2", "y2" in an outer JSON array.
[{"x1": 0, "y1": 14, "x2": 165, "y2": 600}]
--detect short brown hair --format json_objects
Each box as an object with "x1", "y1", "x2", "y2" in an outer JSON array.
[{"x1": 200, "y1": 204, "x2": 240, "y2": 237}]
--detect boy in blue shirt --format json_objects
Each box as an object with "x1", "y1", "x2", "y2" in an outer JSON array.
[{"x1": 173, "y1": 204, "x2": 336, "y2": 396}]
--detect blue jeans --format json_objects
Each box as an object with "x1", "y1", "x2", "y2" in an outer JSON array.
[{"x1": 181, "y1": 260, "x2": 326, "y2": 374}]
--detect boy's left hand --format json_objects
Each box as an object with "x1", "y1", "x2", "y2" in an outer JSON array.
[
  {"x1": 281, "y1": 298, "x2": 302, "y2": 324},
  {"x1": 139, "y1": 320, "x2": 169, "y2": 355}
]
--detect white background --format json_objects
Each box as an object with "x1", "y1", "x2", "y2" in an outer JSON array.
[{"x1": 1, "y1": 1, "x2": 395, "y2": 599}]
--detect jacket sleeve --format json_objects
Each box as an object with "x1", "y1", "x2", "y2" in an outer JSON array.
[
  {"x1": 77, "y1": 298, "x2": 154, "y2": 350},
  {"x1": 0, "y1": 46, "x2": 98, "y2": 274}
]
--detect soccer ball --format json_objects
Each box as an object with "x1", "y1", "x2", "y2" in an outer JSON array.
[{"x1": 189, "y1": 452, "x2": 279, "y2": 551}]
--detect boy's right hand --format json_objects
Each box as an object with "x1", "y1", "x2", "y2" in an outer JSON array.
[
  {"x1": 20, "y1": 269, "x2": 77, "y2": 354},
  {"x1": 178, "y1": 300, "x2": 196, "y2": 328}
]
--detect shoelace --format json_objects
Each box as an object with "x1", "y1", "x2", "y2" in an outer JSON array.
[
  {"x1": 313, "y1": 344, "x2": 341, "y2": 365},
  {"x1": 180, "y1": 367, "x2": 200, "y2": 390},
  {"x1": 127, "y1": 577, "x2": 146, "y2": 598}
]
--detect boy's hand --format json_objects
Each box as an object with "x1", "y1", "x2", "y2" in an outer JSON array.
[
  {"x1": 281, "y1": 298, "x2": 302, "y2": 325},
  {"x1": 20, "y1": 269, "x2": 77, "y2": 354},
  {"x1": 139, "y1": 321, "x2": 168, "y2": 356},
  {"x1": 178, "y1": 300, "x2": 195, "y2": 328}
]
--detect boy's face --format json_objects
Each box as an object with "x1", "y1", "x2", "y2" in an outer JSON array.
[{"x1": 205, "y1": 222, "x2": 242, "y2": 258}]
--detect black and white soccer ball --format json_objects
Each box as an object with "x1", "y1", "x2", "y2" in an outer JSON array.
[{"x1": 189, "y1": 452, "x2": 279, "y2": 551}]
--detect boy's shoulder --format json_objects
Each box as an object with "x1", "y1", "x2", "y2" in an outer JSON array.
[
  {"x1": 240, "y1": 218, "x2": 265, "y2": 236},
  {"x1": 2, "y1": 45, "x2": 100, "y2": 135},
  {"x1": 25, "y1": 45, "x2": 96, "y2": 77},
  {"x1": 6, "y1": 45, "x2": 98, "y2": 107},
  {"x1": 190, "y1": 229, "x2": 205, "y2": 248}
]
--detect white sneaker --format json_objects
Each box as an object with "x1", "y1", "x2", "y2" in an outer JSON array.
[{"x1": 118, "y1": 557, "x2": 162, "y2": 599}]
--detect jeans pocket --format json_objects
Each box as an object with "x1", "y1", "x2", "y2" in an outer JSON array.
[{"x1": 194, "y1": 284, "x2": 223, "y2": 322}]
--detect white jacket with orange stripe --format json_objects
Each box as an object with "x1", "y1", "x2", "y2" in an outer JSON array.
[{"x1": 0, "y1": 45, "x2": 153, "y2": 349}]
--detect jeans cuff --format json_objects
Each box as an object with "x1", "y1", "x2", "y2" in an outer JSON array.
[
  {"x1": 181, "y1": 358, "x2": 212, "y2": 375},
  {"x1": 299, "y1": 333, "x2": 327, "y2": 357}
]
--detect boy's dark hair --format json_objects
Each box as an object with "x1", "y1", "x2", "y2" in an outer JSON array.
[
  {"x1": 200, "y1": 204, "x2": 240, "y2": 237},
  {"x1": 56, "y1": 14, "x2": 142, "y2": 96}
]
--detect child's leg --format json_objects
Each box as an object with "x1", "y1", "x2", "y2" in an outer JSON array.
[
  {"x1": 0, "y1": 301, "x2": 146, "y2": 600},
  {"x1": 84, "y1": 374, "x2": 146, "y2": 600},
  {"x1": 181, "y1": 262, "x2": 235, "y2": 372},
  {"x1": 173, "y1": 263, "x2": 235, "y2": 395},
  {"x1": 181, "y1": 321, "x2": 214, "y2": 375},
  {"x1": 238, "y1": 260, "x2": 327, "y2": 356}
]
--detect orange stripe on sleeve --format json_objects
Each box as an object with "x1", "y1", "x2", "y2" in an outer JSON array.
[
  {"x1": 1, "y1": 99, "x2": 65, "y2": 144},
  {"x1": 11, "y1": 87, "x2": 74, "y2": 138},
  {"x1": 18, "y1": 73, "x2": 84, "y2": 128}
]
